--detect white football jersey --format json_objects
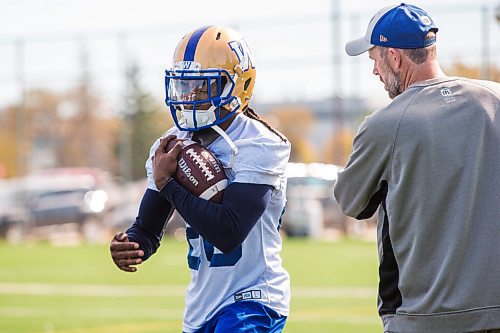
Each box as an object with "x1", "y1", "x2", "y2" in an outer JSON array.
[{"x1": 146, "y1": 113, "x2": 291, "y2": 332}]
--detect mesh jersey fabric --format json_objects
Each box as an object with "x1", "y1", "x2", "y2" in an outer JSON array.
[{"x1": 146, "y1": 113, "x2": 291, "y2": 332}]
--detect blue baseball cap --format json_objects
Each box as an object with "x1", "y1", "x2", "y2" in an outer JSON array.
[{"x1": 346, "y1": 3, "x2": 438, "y2": 56}]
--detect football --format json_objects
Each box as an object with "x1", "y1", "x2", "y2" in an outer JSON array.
[{"x1": 166, "y1": 139, "x2": 228, "y2": 203}]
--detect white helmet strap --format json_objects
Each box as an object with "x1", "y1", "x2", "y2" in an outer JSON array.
[{"x1": 212, "y1": 124, "x2": 238, "y2": 168}]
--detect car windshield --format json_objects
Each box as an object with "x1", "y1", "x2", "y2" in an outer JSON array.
[
  {"x1": 32, "y1": 189, "x2": 88, "y2": 209},
  {"x1": 287, "y1": 177, "x2": 335, "y2": 199}
]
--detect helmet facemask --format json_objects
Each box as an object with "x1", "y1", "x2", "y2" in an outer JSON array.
[{"x1": 165, "y1": 62, "x2": 241, "y2": 131}]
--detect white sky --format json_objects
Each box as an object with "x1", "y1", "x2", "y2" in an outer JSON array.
[{"x1": 0, "y1": 0, "x2": 499, "y2": 111}]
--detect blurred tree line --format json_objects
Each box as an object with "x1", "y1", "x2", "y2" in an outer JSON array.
[
  {"x1": 262, "y1": 105, "x2": 354, "y2": 166},
  {"x1": 1, "y1": 61, "x2": 496, "y2": 179},
  {"x1": 446, "y1": 62, "x2": 500, "y2": 83},
  {"x1": 0, "y1": 63, "x2": 171, "y2": 180}
]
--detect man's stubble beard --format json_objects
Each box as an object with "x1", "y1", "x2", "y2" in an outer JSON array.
[{"x1": 384, "y1": 61, "x2": 404, "y2": 99}]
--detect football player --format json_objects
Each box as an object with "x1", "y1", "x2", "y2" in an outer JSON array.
[{"x1": 110, "y1": 26, "x2": 291, "y2": 333}]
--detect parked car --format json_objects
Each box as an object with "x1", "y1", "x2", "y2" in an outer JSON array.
[
  {"x1": 281, "y1": 163, "x2": 347, "y2": 237},
  {"x1": 0, "y1": 179, "x2": 29, "y2": 241},
  {"x1": 22, "y1": 168, "x2": 119, "y2": 241},
  {"x1": 27, "y1": 187, "x2": 107, "y2": 226},
  {"x1": 106, "y1": 179, "x2": 146, "y2": 233}
]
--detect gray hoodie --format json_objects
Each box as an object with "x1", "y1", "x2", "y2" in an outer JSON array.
[{"x1": 334, "y1": 77, "x2": 500, "y2": 333}]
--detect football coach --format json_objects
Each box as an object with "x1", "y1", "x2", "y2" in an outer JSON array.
[{"x1": 334, "y1": 3, "x2": 500, "y2": 333}]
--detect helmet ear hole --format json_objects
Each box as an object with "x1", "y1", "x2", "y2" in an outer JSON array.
[
  {"x1": 244, "y1": 78, "x2": 252, "y2": 91},
  {"x1": 221, "y1": 76, "x2": 228, "y2": 91}
]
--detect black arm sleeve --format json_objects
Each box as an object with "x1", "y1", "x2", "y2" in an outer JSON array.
[
  {"x1": 160, "y1": 180, "x2": 273, "y2": 253},
  {"x1": 126, "y1": 189, "x2": 174, "y2": 260}
]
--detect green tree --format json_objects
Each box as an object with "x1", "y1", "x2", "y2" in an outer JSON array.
[
  {"x1": 323, "y1": 127, "x2": 354, "y2": 166},
  {"x1": 121, "y1": 62, "x2": 173, "y2": 181},
  {"x1": 0, "y1": 88, "x2": 122, "y2": 178},
  {"x1": 264, "y1": 105, "x2": 317, "y2": 162},
  {"x1": 445, "y1": 61, "x2": 500, "y2": 82}
]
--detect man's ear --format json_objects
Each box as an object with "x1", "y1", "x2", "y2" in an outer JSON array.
[{"x1": 387, "y1": 48, "x2": 402, "y2": 69}]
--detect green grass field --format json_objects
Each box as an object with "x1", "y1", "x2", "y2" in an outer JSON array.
[{"x1": 0, "y1": 237, "x2": 382, "y2": 333}]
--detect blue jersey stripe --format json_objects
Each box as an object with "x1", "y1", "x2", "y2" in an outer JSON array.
[{"x1": 184, "y1": 26, "x2": 211, "y2": 61}]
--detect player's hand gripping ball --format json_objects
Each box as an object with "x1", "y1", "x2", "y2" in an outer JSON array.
[{"x1": 166, "y1": 139, "x2": 228, "y2": 203}]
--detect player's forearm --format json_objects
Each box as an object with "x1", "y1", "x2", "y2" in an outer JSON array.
[
  {"x1": 126, "y1": 189, "x2": 174, "y2": 260},
  {"x1": 161, "y1": 181, "x2": 272, "y2": 253}
]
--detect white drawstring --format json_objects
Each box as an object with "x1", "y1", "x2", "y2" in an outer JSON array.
[{"x1": 212, "y1": 125, "x2": 238, "y2": 168}]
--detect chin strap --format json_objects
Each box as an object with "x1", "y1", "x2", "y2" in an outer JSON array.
[{"x1": 212, "y1": 124, "x2": 238, "y2": 168}]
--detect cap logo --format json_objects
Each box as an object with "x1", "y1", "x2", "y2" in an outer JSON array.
[
  {"x1": 379, "y1": 35, "x2": 388, "y2": 42},
  {"x1": 419, "y1": 15, "x2": 432, "y2": 26}
]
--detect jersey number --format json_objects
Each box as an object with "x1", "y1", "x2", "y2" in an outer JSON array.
[{"x1": 186, "y1": 227, "x2": 242, "y2": 270}]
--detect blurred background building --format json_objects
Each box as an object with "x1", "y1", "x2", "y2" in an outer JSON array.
[{"x1": 0, "y1": 0, "x2": 498, "y2": 242}]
